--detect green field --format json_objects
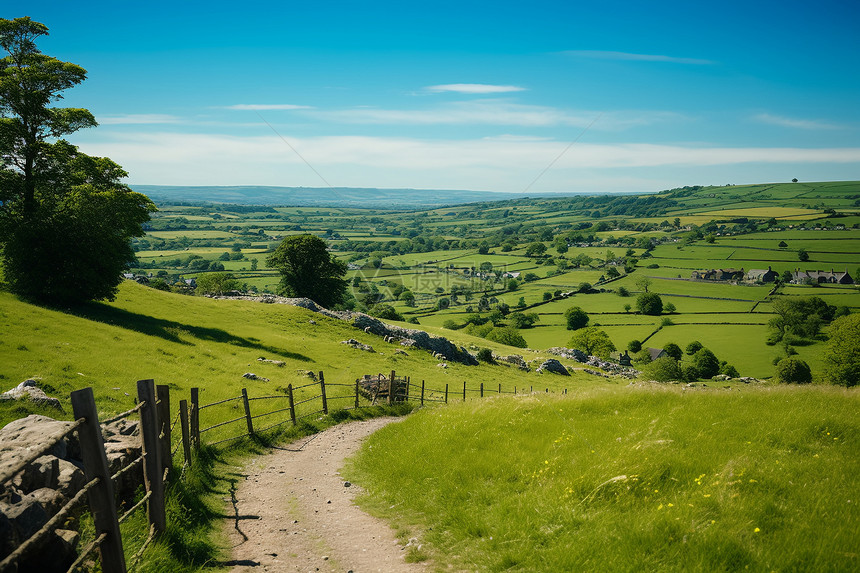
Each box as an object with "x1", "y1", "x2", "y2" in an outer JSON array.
[{"x1": 346, "y1": 386, "x2": 859, "y2": 572}]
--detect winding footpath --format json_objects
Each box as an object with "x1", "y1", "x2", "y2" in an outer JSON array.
[{"x1": 226, "y1": 417, "x2": 428, "y2": 573}]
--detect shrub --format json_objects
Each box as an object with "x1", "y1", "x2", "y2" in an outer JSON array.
[
  {"x1": 568, "y1": 327, "x2": 616, "y2": 358},
  {"x1": 543, "y1": 291, "x2": 553, "y2": 301},
  {"x1": 719, "y1": 362, "x2": 740, "y2": 378},
  {"x1": 692, "y1": 348, "x2": 720, "y2": 378},
  {"x1": 564, "y1": 306, "x2": 589, "y2": 330},
  {"x1": 617, "y1": 286, "x2": 630, "y2": 297},
  {"x1": 682, "y1": 364, "x2": 701, "y2": 382},
  {"x1": 663, "y1": 301, "x2": 676, "y2": 313},
  {"x1": 643, "y1": 357, "x2": 682, "y2": 382},
  {"x1": 823, "y1": 313, "x2": 860, "y2": 386},
  {"x1": 370, "y1": 305, "x2": 404, "y2": 321},
  {"x1": 407, "y1": 317, "x2": 419, "y2": 325},
  {"x1": 627, "y1": 339, "x2": 642, "y2": 353},
  {"x1": 636, "y1": 292, "x2": 663, "y2": 315},
  {"x1": 442, "y1": 319, "x2": 459, "y2": 330},
  {"x1": 485, "y1": 326, "x2": 528, "y2": 348},
  {"x1": 663, "y1": 343, "x2": 682, "y2": 361},
  {"x1": 685, "y1": 341, "x2": 703, "y2": 355},
  {"x1": 775, "y1": 358, "x2": 813, "y2": 384},
  {"x1": 476, "y1": 348, "x2": 494, "y2": 363}
]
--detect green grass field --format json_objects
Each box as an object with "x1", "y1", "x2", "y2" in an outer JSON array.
[{"x1": 345, "y1": 386, "x2": 859, "y2": 572}]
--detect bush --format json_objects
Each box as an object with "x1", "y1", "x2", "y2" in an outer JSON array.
[
  {"x1": 719, "y1": 362, "x2": 740, "y2": 378},
  {"x1": 692, "y1": 348, "x2": 720, "y2": 378},
  {"x1": 564, "y1": 306, "x2": 589, "y2": 330},
  {"x1": 685, "y1": 341, "x2": 703, "y2": 355},
  {"x1": 627, "y1": 339, "x2": 642, "y2": 353},
  {"x1": 568, "y1": 327, "x2": 616, "y2": 358},
  {"x1": 643, "y1": 357, "x2": 682, "y2": 382},
  {"x1": 636, "y1": 292, "x2": 663, "y2": 315},
  {"x1": 543, "y1": 291, "x2": 553, "y2": 301},
  {"x1": 663, "y1": 343, "x2": 682, "y2": 360},
  {"x1": 485, "y1": 326, "x2": 528, "y2": 348},
  {"x1": 617, "y1": 286, "x2": 630, "y2": 297},
  {"x1": 775, "y1": 358, "x2": 813, "y2": 384},
  {"x1": 682, "y1": 364, "x2": 701, "y2": 382},
  {"x1": 407, "y1": 317, "x2": 419, "y2": 324},
  {"x1": 663, "y1": 301, "x2": 676, "y2": 313},
  {"x1": 442, "y1": 319, "x2": 460, "y2": 330},
  {"x1": 370, "y1": 305, "x2": 404, "y2": 321},
  {"x1": 476, "y1": 348, "x2": 494, "y2": 363},
  {"x1": 823, "y1": 313, "x2": 860, "y2": 386}
]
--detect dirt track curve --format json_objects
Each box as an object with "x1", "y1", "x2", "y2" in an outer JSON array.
[{"x1": 226, "y1": 417, "x2": 428, "y2": 573}]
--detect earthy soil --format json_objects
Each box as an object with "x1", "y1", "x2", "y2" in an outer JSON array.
[{"x1": 226, "y1": 417, "x2": 428, "y2": 572}]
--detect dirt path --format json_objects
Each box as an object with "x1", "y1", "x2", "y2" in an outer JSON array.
[{"x1": 226, "y1": 417, "x2": 428, "y2": 573}]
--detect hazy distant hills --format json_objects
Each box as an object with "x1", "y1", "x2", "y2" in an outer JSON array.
[{"x1": 131, "y1": 185, "x2": 544, "y2": 208}]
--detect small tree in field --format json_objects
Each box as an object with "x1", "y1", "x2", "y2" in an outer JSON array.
[
  {"x1": 775, "y1": 357, "x2": 812, "y2": 384},
  {"x1": 196, "y1": 272, "x2": 240, "y2": 295},
  {"x1": 636, "y1": 292, "x2": 663, "y2": 315},
  {"x1": 266, "y1": 234, "x2": 347, "y2": 308},
  {"x1": 568, "y1": 327, "x2": 616, "y2": 358},
  {"x1": 564, "y1": 307, "x2": 589, "y2": 330}
]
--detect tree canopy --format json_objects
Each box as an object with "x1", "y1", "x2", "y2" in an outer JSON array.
[
  {"x1": 564, "y1": 306, "x2": 589, "y2": 330},
  {"x1": 0, "y1": 18, "x2": 155, "y2": 302},
  {"x1": 823, "y1": 313, "x2": 860, "y2": 387},
  {"x1": 568, "y1": 327, "x2": 616, "y2": 358},
  {"x1": 636, "y1": 292, "x2": 663, "y2": 315},
  {"x1": 266, "y1": 234, "x2": 347, "y2": 308}
]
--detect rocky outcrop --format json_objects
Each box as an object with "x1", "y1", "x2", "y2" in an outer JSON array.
[
  {"x1": 536, "y1": 359, "x2": 570, "y2": 376},
  {"x1": 0, "y1": 380, "x2": 63, "y2": 411},
  {"x1": 496, "y1": 355, "x2": 529, "y2": 371},
  {"x1": 212, "y1": 295, "x2": 478, "y2": 365},
  {"x1": 0, "y1": 414, "x2": 143, "y2": 571},
  {"x1": 546, "y1": 347, "x2": 639, "y2": 378},
  {"x1": 341, "y1": 339, "x2": 374, "y2": 353}
]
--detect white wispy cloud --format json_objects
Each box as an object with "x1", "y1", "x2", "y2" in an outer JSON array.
[
  {"x1": 562, "y1": 50, "x2": 714, "y2": 65},
  {"x1": 310, "y1": 100, "x2": 671, "y2": 130},
  {"x1": 97, "y1": 114, "x2": 182, "y2": 125},
  {"x1": 75, "y1": 131, "x2": 860, "y2": 191},
  {"x1": 754, "y1": 113, "x2": 842, "y2": 130},
  {"x1": 223, "y1": 104, "x2": 315, "y2": 110},
  {"x1": 424, "y1": 83, "x2": 527, "y2": 94}
]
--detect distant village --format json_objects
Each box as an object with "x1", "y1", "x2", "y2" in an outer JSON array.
[{"x1": 690, "y1": 267, "x2": 854, "y2": 285}]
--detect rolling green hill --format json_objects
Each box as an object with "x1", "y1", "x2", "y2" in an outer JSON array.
[{"x1": 0, "y1": 281, "x2": 596, "y2": 430}]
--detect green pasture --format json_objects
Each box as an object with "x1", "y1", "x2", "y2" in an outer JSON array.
[{"x1": 345, "y1": 386, "x2": 860, "y2": 572}]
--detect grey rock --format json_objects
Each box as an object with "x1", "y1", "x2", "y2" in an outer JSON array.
[
  {"x1": 536, "y1": 359, "x2": 571, "y2": 376},
  {"x1": 0, "y1": 380, "x2": 63, "y2": 410}
]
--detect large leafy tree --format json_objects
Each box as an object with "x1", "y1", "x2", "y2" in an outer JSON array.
[
  {"x1": 266, "y1": 234, "x2": 347, "y2": 308},
  {"x1": 0, "y1": 17, "x2": 155, "y2": 302},
  {"x1": 567, "y1": 326, "x2": 616, "y2": 358}
]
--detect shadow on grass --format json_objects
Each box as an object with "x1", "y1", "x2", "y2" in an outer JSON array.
[{"x1": 65, "y1": 301, "x2": 313, "y2": 362}]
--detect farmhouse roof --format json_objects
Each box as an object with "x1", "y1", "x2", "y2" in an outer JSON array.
[
  {"x1": 647, "y1": 347, "x2": 667, "y2": 361},
  {"x1": 791, "y1": 268, "x2": 854, "y2": 284}
]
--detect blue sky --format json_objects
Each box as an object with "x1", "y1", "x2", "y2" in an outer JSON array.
[{"x1": 19, "y1": 0, "x2": 860, "y2": 193}]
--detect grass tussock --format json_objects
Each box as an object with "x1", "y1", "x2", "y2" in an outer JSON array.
[{"x1": 344, "y1": 385, "x2": 859, "y2": 572}]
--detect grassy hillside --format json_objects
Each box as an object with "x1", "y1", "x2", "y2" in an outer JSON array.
[
  {"x1": 345, "y1": 386, "x2": 859, "y2": 572},
  {"x1": 0, "y1": 282, "x2": 594, "y2": 431}
]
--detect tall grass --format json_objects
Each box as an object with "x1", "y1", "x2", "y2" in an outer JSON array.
[{"x1": 345, "y1": 385, "x2": 859, "y2": 572}]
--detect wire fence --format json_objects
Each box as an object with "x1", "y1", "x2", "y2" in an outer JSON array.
[{"x1": 1, "y1": 371, "x2": 565, "y2": 572}]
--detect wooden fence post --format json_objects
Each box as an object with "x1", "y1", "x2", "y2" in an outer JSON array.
[
  {"x1": 156, "y1": 384, "x2": 171, "y2": 474},
  {"x1": 514, "y1": 386, "x2": 517, "y2": 395},
  {"x1": 463, "y1": 381, "x2": 466, "y2": 401},
  {"x1": 190, "y1": 387, "x2": 200, "y2": 448},
  {"x1": 445, "y1": 384, "x2": 448, "y2": 404},
  {"x1": 71, "y1": 387, "x2": 127, "y2": 573},
  {"x1": 287, "y1": 384, "x2": 296, "y2": 425},
  {"x1": 480, "y1": 383, "x2": 484, "y2": 398},
  {"x1": 319, "y1": 371, "x2": 328, "y2": 414},
  {"x1": 388, "y1": 370, "x2": 395, "y2": 405},
  {"x1": 498, "y1": 383, "x2": 501, "y2": 394},
  {"x1": 241, "y1": 388, "x2": 254, "y2": 436},
  {"x1": 138, "y1": 379, "x2": 166, "y2": 533},
  {"x1": 420, "y1": 380, "x2": 425, "y2": 406},
  {"x1": 405, "y1": 376, "x2": 410, "y2": 402},
  {"x1": 354, "y1": 380, "x2": 359, "y2": 409},
  {"x1": 179, "y1": 399, "x2": 192, "y2": 467}
]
